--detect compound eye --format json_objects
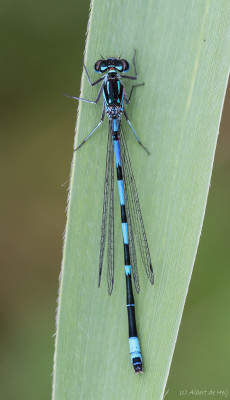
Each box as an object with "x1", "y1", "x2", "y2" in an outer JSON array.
[
  {"x1": 114, "y1": 60, "x2": 123, "y2": 72},
  {"x1": 120, "y1": 59, "x2": 129, "y2": 72},
  {"x1": 94, "y1": 60, "x2": 107, "y2": 73}
]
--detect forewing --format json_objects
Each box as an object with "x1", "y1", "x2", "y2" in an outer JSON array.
[
  {"x1": 120, "y1": 125, "x2": 154, "y2": 285},
  {"x1": 107, "y1": 140, "x2": 114, "y2": 295},
  {"x1": 98, "y1": 128, "x2": 114, "y2": 293}
]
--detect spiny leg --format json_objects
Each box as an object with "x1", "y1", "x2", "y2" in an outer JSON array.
[
  {"x1": 124, "y1": 83, "x2": 145, "y2": 104},
  {"x1": 132, "y1": 49, "x2": 138, "y2": 77},
  {"x1": 122, "y1": 49, "x2": 138, "y2": 81},
  {"x1": 74, "y1": 104, "x2": 105, "y2": 150},
  {"x1": 83, "y1": 63, "x2": 104, "y2": 86},
  {"x1": 123, "y1": 108, "x2": 150, "y2": 155},
  {"x1": 64, "y1": 81, "x2": 104, "y2": 105}
]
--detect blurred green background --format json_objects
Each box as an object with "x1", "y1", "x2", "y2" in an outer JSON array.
[{"x1": 1, "y1": 1, "x2": 229, "y2": 399}]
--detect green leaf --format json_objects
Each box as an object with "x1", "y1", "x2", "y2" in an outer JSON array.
[{"x1": 52, "y1": 1, "x2": 230, "y2": 399}]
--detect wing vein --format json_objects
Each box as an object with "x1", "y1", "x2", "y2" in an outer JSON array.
[{"x1": 120, "y1": 125, "x2": 154, "y2": 285}]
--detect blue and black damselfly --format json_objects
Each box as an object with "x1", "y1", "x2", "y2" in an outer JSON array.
[{"x1": 66, "y1": 50, "x2": 154, "y2": 373}]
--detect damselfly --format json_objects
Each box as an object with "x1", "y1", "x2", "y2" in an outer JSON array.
[{"x1": 66, "y1": 50, "x2": 154, "y2": 373}]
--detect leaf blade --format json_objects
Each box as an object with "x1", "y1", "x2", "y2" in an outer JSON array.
[{"x1": 52, "y1": 1, "x2": 230, "y2": 399}]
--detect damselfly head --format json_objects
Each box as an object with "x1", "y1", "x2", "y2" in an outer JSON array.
[{"x1": 94, "y1": 58, "x2": 129, "y2": 74}]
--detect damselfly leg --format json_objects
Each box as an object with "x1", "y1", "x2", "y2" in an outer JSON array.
[
  {"x1": 123, "y1": 108, "x2": 150, "y2": 155},
  {"x1": 124, "y1": 83, "x2": 145, "y2": 103},
  {"x1": 75, "y1": 104, "x2": 105, "y2": 150},
  {"x1": 64, "y1": 80, "x2": 104, "y2": 104}
]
